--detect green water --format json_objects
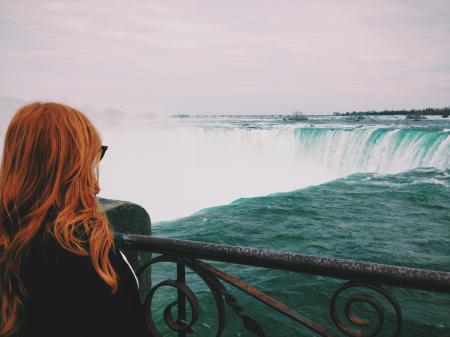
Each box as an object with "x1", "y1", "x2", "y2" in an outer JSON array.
[
  {"x1": 147, "y1": 117, "x2": 450, "y2": 337},
  {"x1": 151, "y1": 169, "x2": 449, "y2": 337}
]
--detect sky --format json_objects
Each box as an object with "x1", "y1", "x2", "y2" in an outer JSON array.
[{"x1": 1, "y1": 0, "x2": 450, "y2": 115}]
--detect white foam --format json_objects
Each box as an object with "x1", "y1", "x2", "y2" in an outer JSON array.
[{"x1": 98, "y1": 120, "x2": 449, "y2": 222}]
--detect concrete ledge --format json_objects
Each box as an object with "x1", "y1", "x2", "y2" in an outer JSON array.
[{"x1": 98, "y1": 197, "x2": 152, "y2": 301}]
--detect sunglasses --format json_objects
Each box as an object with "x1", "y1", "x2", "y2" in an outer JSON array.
[{"x1": 100, "y1": 145, "x2": 108, "y2": 160}]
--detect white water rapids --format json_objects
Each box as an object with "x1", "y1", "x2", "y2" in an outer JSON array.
[{"x1": 98, "y1": 119, "x2": 449, "y2": 221}]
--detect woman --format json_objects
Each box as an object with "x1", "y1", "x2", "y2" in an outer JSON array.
[{"x1": 0, "y1": 102, "x2": 151, "y2": 336}]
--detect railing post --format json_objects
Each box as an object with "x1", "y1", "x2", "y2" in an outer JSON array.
[{"x1": 177, "y1": 262, "x2": 187, "y2": 337}]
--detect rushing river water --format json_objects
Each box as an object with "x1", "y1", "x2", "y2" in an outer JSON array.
[{"x1": 98, "y1": 114, "x2": 449, "y2": 337}]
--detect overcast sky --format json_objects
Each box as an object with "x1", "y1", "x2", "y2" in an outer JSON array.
[{"x1": 1, "y1": 0, "x2": 450, "y2": 115}]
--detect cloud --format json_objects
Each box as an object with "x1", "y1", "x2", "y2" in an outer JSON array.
[{"x1": 1, "y1": 0, "x2": 449, "y2": 114}]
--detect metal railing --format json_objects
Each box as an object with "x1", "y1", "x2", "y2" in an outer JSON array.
[{"x1": 115, "y1": 233, "x2": 450, "y2": 337}]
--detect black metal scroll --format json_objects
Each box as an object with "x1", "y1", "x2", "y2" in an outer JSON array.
[
  {"x1": 137, "y1": 256, "x2": 266, "y2": 337},
  {"x1": 330, "y1": 282, "x2": 402, "y2": 337}
]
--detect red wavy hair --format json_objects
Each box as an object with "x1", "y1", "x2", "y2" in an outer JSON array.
[{"x1": 0, "y1": 102, "x2": 118, "y2": 336}]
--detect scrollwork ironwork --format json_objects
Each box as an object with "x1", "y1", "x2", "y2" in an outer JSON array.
[
  {"x1": 144, "y1": 279, "x2": 199, "y2": 336},
  {"x1": 135, "y1": 255, "x2": 405, "y2": 337},
  {"x1": 137, "y1": 255, "x2": 265, "y2": 337},
  {"x1": 330, "y1": 282, "x2": 402, "y2": 337},
  {"x1": 116, "y1": 233, "x2": 450, "y2": 337}
]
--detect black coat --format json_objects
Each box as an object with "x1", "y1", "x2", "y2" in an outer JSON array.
[{"x1": 20, "y1": 234, "x2": 152, "y2": 337}]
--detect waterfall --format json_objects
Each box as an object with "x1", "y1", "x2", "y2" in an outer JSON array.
[
  {"x1": 294, "y1": 127, "x2": 449, "y2": 174},
  {"x1": 99, "y1": 122, "x2": 449, "y2": 221}
]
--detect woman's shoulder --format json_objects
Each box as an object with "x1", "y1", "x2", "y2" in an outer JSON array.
[
  {"x1": 21, "y1": 232, "x2": 107, "y2": 292},
  {"x1": 20, "y1": 234, "x2": 150, "y2": 337},
  {"x1": 26, "y1": 232, "x2": 87, "y2": 265},
  {"x1": 22, "y1": 232, "x2": 138, "y2": 290}
]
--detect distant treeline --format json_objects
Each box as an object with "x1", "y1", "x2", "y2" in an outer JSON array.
[{"x1": 333, "y1": 107, "x2": 450, "y2": 117}]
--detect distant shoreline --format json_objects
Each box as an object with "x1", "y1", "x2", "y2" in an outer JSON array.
[
  {"x1": 332, "y1": 107, "x2": 449, "y2": 117},
  {"x1": 171, "y1": 107, "x2": 450, "y2": 118}
]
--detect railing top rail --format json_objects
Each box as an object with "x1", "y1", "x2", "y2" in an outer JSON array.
[{"x1": 115, "y1": 233, "x2": 450, "y2": 293}]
